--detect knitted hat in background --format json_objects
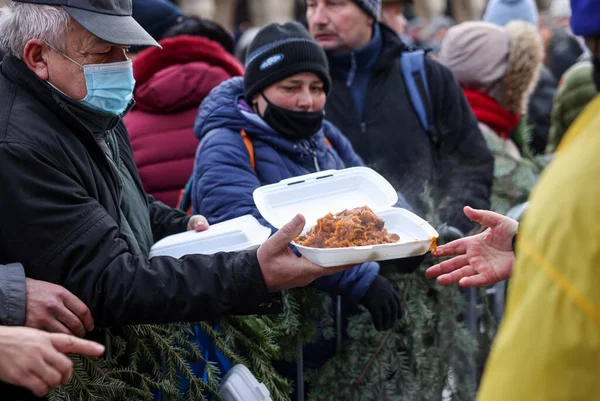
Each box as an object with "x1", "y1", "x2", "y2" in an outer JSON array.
[
  {"x1": 439, "y1": 20, "x2": 543, "y2": 115},
  {"x1": 570, "y1": 0, "x2": 600, "y2": 37},
  {"x1": 439, "y1": 22, "x2": 510, "y2": 103},
  {"x1": 130, "y1": 0, "x2": 184, "y2": 52},
  {"x1": 352, "y1": 0, "x2": 382, "y2": 21},
  {"x1": 244, "y1": 22, "x2": 331, "y2": 102},
  {"x1": 550, "y1": 0, "x2": 571, "y2": 18},
  {"x1": 483, "y1": 0, "x2": 539, "y2": 27}
]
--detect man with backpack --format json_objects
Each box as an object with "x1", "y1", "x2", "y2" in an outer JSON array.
[{"x1": 306, "y1": 0, "x2": 494, "y2": 234}]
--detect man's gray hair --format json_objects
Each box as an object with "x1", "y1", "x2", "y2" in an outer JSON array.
[{"x1": 0, "y1": 2, "x2": 70, "y2": 59}]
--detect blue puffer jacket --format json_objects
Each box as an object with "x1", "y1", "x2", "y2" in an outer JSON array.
[{"x1": 192, "y1": 77, "x2": 379, "y2": 304}]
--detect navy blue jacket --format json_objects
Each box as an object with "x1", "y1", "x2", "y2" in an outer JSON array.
[{"x1": 192, "y1": 77, "x2": 381, "y2": 303}]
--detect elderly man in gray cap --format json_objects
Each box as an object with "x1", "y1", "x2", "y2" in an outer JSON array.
[{"x1": 0, "y1": 1, "x2": 354, "y2": 397}]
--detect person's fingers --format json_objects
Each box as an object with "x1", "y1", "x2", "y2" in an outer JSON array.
[
  {"x1": 426, "y1": 255, "x2": 470, "y2": 278},
  {"x1": 464, "y1": 206, "x2": 504, "y2": 229},
  {"x1": 307, "y1": 260, "x2": 354, "y2": 276},
  {"x1": 436, "y1": 264, "x2": 477, "y2": 286},
  {"x1": 296, "y1": 259, "x2": 358, "y2": 287},
  {"x1": 379, "y1": 300, "x2": 391, "y2": 331},
  {"x1": 432, "y1": 238, "x2": 469, "y2": 257},
  {"x1": 458, "y1": 274, "x2": 495, "y2": 287},
  {"x1": 394, "y1": 292, "x2": 402, "y2": 318},
  {"x1": 258, "y1": 215, "x2": 314, "y2": 289},
  {"x1": 22, "y1": 374, "x2": 50, "y2": 398},
  {"x1": 191, "y1": 216, "x2": 210, "y2": 232},
  {"x1": 41, "y1": 346, "x2": 73, "y2": 384},
  {"x1": 271, "y1": 214, "x2": 305, "y2": 249},
  {"x1": 43, "y1": 319, "x2": 76, "y2": 336},
  {"x1": 60, "y1": 291, "x2": 94, "y2": 333},
  {"x1": 388, "y1": 296, "x2": 399, "y2": 328},
  {"x1": 54, "y1": 307, "x2": 86, "y2": 338},
  {"x1": 30, "y1": 361, "x2": 62, "y2": 395},
  {"x1": 370, "y1": 307, "x2": 382, "y2": 331},
  {"x1": 50, "y1": 333, "x2": 105, "y2": 357}
]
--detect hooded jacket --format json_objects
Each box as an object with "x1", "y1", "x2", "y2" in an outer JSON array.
[
  {"x1": 124, "y1": 35, "x2": 244, "y2": 207},
  {"x1": 547, "y1": 58, "x2": 597, "y2": 153},
  {"x1": 440, "y1": 20, "x2": 544, "y2": 214},
  {"x1": 324, "y1": 23, "x2": 494, "y2": 234},
  {"x1": 192, "y1": 77, "x2": 381, "y2": 304}
]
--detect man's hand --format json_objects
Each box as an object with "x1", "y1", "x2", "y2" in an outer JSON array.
[
  {"x1": 0, "y1": 326, "x2": 104, "y2": 397},
  {"x1": 257, "y1": 214, "x2": 352, "y2": 292},
  {"x1": 187, "y1": 215, "x2": 210, "y2": 232},
  {"x1": 25, "y1": 279, "x2": 94, "y2": 337},
  {"x1": 426, "y1": 207, "x2": 518, "y2": 287}
]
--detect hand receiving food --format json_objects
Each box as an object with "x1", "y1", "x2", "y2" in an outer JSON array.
[{"x1": 426, "y1": 207, "x2": 518, "y2": 287}]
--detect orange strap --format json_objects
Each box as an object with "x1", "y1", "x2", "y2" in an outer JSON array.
[
  {"x1": 176, "y1": 189, "x2": 185, "y2": 209},
  {"x1": 239, "y1": 130, "x2": 332, "y2": 171},
  {"x1": 176, "y1": 188, "x2": 193, "y2": 215},
  {"x1": 240, "y1": 130, "x2": 255, "y2": 170}
]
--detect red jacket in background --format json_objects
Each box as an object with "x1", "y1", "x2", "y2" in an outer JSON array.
[{"x1": 124, "y1": 35, "x2": 244, "y2": 207}]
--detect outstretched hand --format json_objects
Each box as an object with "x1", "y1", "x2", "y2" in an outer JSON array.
[{"x1": 426, "y1": 207, "x2": 518, "y2": 287}]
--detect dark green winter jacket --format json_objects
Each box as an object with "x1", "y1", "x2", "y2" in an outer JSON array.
[{"x1": 547, "y1": 58, "x2": 597, "y2": 153}]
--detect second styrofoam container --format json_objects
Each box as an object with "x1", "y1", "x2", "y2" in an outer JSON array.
[
  {"x1": 149, "y1": 215, "x2": 271, "y2": 259},
  {"x1": 219, "y1": 364, "x2": 272, "y2": 401},
  {"x1": 253, "y1": 167, "x2": 438, "y2": 267}
]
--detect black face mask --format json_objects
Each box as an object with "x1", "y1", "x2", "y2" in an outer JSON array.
[{"x1": 257, "y1": 93, "x2": 324, "y2": 141}]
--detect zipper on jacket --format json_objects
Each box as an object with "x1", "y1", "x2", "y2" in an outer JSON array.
[
  {"x1": 361, "y1": 121, "x2": 367, "y2": 135},
  {"x1": 346, "y1": 52, "x2": 357, "y2": 88},
  {"x1": 305, "y1": 139, "x2": 321, "y2": 172}
]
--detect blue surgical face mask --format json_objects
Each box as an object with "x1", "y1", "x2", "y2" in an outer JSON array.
[{"x1": 44, "y1": 42, "x2": 135, "y2": 115}]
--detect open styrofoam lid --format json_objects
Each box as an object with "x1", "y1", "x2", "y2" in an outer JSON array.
[
  {"x1": 253, "y1": 167, "x2": 398, "y2": 229},
  {"x1": 149, "y1": 215, "x2": 271, "y2": 258}
]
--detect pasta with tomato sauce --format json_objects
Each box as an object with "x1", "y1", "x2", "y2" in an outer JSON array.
[{"x1": 296, "y1": 206, "x2": 400, "y2": 248}]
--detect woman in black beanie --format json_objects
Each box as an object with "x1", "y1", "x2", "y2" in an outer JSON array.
[{"x1": 191, "y1": 22, "x2": 403, "y2": 396}]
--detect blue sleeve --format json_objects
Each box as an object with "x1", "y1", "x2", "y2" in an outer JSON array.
[
  {"x1": 310, "y1": 261, "x2": 379, "y2": 304},
  {"x1": 322, "y1": 122, "x2": 365, "y2": 168},
  {"x1": 191, "y1": 129, "x2": 271, "y2": 228},
  {"x1": 193, "y1": 128, "x2": 378, "y2": 303}
]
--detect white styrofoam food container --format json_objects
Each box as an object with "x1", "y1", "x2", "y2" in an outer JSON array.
[
  {"x1": 148, "y1": 215, "x2": 271, "y2": 259},
  {"x1": 253, "y1": 167, "x2": 438, "y2": 267},
  {"x1": 219, "y1": 364, "x2": 272, "y2": 401}
]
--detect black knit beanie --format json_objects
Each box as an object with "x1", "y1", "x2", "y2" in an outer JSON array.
[{"x1": 244, "y1": 22, "x2": 331, "y2": 102}]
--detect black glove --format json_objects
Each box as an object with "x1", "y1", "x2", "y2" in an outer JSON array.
[
  {"x1": 360, "y1": 276, "x2": 401, "y2": 331},
  {"x1": 378, "y1": 255, "x2": 425, "y2": 274}
]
